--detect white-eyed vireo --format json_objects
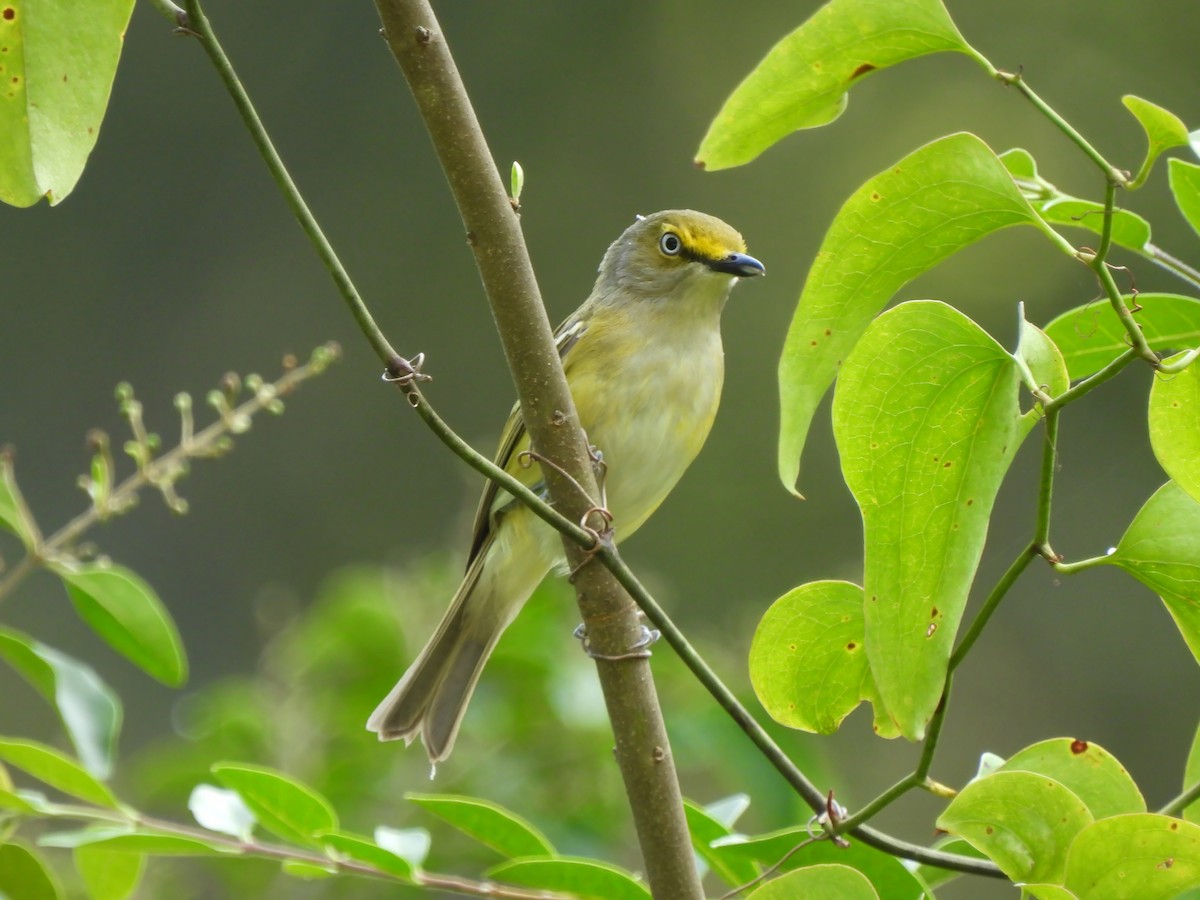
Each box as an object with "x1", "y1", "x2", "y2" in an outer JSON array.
[{"x1": 367, "y1": 209, "x2": 764, "y2": 763}]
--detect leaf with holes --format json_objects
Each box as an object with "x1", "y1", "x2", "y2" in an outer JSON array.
[
  {"x1": 779, "y1": 133, "x2": 1064, "y2": 495},
  {"x1": 696, "y1": 0, "x2": 985, "y2": 170},
  {"x1": 833, "y1": 301, "x2": 1024, "y2": 738}
]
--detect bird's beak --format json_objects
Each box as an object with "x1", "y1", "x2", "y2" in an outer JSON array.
[{"x1": 707, "y1": 252, "x2": 765, "y2": 278}]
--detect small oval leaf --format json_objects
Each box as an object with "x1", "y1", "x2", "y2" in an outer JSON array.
[
  {"x1": 486, "y1": 857, "x2": 650, "y2": 900},
  {"x1": 0, "y1": 842, "x2": 63, "y2": 900},
  {"x1": 212, "y1": 762, "x2": 337, "y2": 844},
  {"x1": 0, "y1": 627, "x2": 121, "y2": 779},
  {"x1": 0, "y1": 737, "x2": 118, "y2": 808},
  {"x1": 318, "y1": 831, "x2": 416, "y2": 882},
  {"x1": 52, "y1": 561, "x2": 187, "y2": 687},
  {"x1": 1124, "y1": 96, "x2": 1191, "y2": 189},
  {"x1": 407, "y1": 793, "x2": 554, "y2": 859},
  {"x1": 74, "y1": 846, "x2": 144, "y2": 900},
  {"x1": 747, "y1": 864, "x2": 878, "y2": 899}
]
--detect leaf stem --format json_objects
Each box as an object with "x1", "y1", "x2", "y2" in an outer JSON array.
[
  {"x1": 996, "y1": 71, "x2": 1127, "y2": 185},
  {"x1": 1052, "y1": 554, "x2": 1113, "y2": 575},
  {"x1": 1142, "y1": 242, "x2": 1200, "y2": 292},
  {"x1": 1045, "y1": 349, "x2": 1138, "y2": 412},
  {"x1": 1158, "y1": 779, "x2": 1200, "y2": 817}
]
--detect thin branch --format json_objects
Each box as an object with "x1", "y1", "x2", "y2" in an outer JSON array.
[
  {"x1": 1045, "y1": 349, "x2": 1138, "y2": 412},
  {"x1": 1158, "y1": 779, "x2": 1200, "y2": 817},
  {"x1": 1142, "y1": 242, "x2": 1200, "y2": 292}
]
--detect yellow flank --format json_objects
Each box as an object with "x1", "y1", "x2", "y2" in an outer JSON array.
[{"x1": 368, "y1": 209, "x2": 763, "y2": 763}]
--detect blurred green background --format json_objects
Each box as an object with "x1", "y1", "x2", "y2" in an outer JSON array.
[{"x1": 3, "y1": 1, "x2": 1200, "y2": 896}]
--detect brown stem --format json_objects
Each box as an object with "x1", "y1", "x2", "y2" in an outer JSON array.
[{"x1": 372, "y1": 2, "x2": 702, "y2": 896}]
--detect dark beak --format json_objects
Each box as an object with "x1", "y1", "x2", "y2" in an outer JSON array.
[{"x1": 707, "y1": 252, "x2": 765, "y2": 277}]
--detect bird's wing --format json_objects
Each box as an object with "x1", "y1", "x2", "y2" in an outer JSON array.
[{"x1": 464, "y1": 315, "x2": 589, "y2": 567}]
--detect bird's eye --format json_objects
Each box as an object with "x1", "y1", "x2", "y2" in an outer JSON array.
[{"x1": 659, "y1": 232, "x2": 682, "y2": 256}]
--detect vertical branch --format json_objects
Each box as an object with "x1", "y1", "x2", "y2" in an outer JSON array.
[{"x1": 372, "y1": 2, "x2": 703, "y2": 896}]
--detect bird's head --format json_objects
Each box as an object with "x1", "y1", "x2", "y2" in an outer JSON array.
[{"x1": 596, "y1": 209, "x2": 764, "y2": 299}]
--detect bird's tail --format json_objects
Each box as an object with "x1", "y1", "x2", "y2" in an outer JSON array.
[{"x1": 367, "y1": 542, "x2": 534, "y2": 764}]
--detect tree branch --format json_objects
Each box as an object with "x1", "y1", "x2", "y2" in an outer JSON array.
[{"x1": 371, "y1": 2, "x2": 702, "y2": 895}]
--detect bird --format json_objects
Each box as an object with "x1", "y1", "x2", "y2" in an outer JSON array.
[{"x1": 367, "y1": 209, "x2": 764, "y2": 763}]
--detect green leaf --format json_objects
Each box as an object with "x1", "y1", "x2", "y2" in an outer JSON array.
[
  {"x1": 187, "y1": 784, "x2": 255, "y2": 840},
  {"x1": 75, "y1": 846, "x2": 143, "y2": 900},
  {"x1": 711, "y1": 826, "x2": 927, "y2": 897},
  {"x1": 832, "y1": 300, "x2": 1024, "y2": 738},
  {"x1": 281, "y1": 859, "x2": 336, "y2": 879},
  {"x1": 683, "y1": 799, "x2": 759, "y2": 887},
  {"x1": 52, "y1": 561, "x2": 187, "y2": 687},
  {"x1": 1185, "y1": 720, "x2": 1200, "y2": 824},
  {"x1": 1124, "y1": 96, "x2": 1191, "y2": 189},
  {"x1": 696, "y1": 0, "x2": 983, "y2": 170},
  {"x1": 1017, "y1": 317, "x2": 1070, "y2": 401},
  {"x1": 0, "y1": 0, "x2": 136, "y2": 206},
  {"x1": 779, "y1": 133, "x2": 1062, "y2": 494},
  {"x1": 40, "y1": 826, "x2": 230, "y2": 856},
  {"x1": 1107, "y1": 482, "x2": 1200, "y2": 664},
  {"x1": 1022, "y1": 886, "x2": 1079, "y2": 900},
  {"x1": 936, "y1": 770, "x2": 1093, "y2": 882},
  {"x1": 0, "y1": 842, "x2": 63, "y2": 900},
  {"x1": 1062, "y1": 814, "x2": 1200, "y2": 898},
  {"x1": 212, "y1": 762, "x2": 337, "y2": 844},
  {"x1": 318, "y1": 831, "x2": 416, "y2": 882},
  {"x1": 1000, "y1": 148, "x2": 1151, "y2": 250},
  {"x1": 747, "y1": 864, "x2": 878, "y2": 899},
  {"x1": 0, "y1": 453, "x2": 35, "y2": 547},
  {"x1": 1169, "y1": 158, "x2": 1200, "y2": 238},
  {"x1": 487, "y1": 857, "x2": 650, "y2": 900},
  {"x1": 912, "y1": 836, "x2": 986, "y2": 890},
  {"x1": 1150, "y1": 354, "x2": 1200, "y2": 503},
  {"x1": 0, "y1": 628, "x2": 121, "y2": 779},
  {"x1": 407, "y1": 793, "x2": 554, "y2": 858},
  {"x1": 1045, "y1": 294, "x2": 1200, "y2": 382},
  {"x1": 749, "y1": 580, "x2": 895, "y2": 737},
  {"x1": 999, "y1": 738, "x2": 1145, "y2": 819},
  {"x1": 0, "y1": 737, "x2": 118, "y2": 808}
]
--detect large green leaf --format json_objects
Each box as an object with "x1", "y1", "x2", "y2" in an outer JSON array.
[
  {"x1": 407, "y1": 793, "x2": 554, "y2": 859},
  {"x1": 747, "y1": 864, "x2": 878, "y2": 899},
  {"x1": 212, "y1": 762, "x2": 337, "y2": 844},
  {"x1": 1107, "y1": 482, "x2": 1200, "y2": 664},
  {"x1": 487, "y1": 857, "x2": 650, "y2": 900},
  {"x1": 779, "y1": 133, "x2": 1063, "y2": 494},
  {"x1": 0, "y1": 842, "x2": 62, "y2": 900},
  {"x1": 52, "y1": 561, "x2": 187, "y2": 687},
  {"x1": 1150, "y1": 354, "x2": 1200, "y2": 503},
  {"x1": 1169, "y1": 158, "x2": 1200, "y2": 238},
  {"x1": 0, "y1": 0, "x2": 136, "y2": 206},
  {"x1": 1124, "y1": 96, "x2": 1191, "y2": 189},
  {"x1": 1044, "y1": 294, "x2": 1200, "y2": 382},
  {"x1": 0, "y1": 628, "x2": 121, "y2": 779},
  {"x1": 999, "y1": 738, "x2": 1145, "y2": 820},
  {"x1": 1062, "y1": 814, "x2": 1200, "y2": 898},
  {"x1": 74, "y1": 846, "x2": 143, "y2": 900},
  {"x1": 1000, "y1": 148, "x2": 1152, "y2": 251},
  {"x1": 696, "y1": 0, "x2": 985, "y2": 170},
  {"x1": 749, "y1": 580, "x2": 895, "y2": 737},
  {"x1": 832, "y1": 300, "x2": 1023, "y2": 738},
  {"x1": 683, "y1": 798, "x2": 758, "y2": 887},
  {"x1": 0, "y1": 737, "x2": 118, "y2": 808},
  {"x1": 936, "y1": 770, "x2": 1093, "y2": 883}
]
